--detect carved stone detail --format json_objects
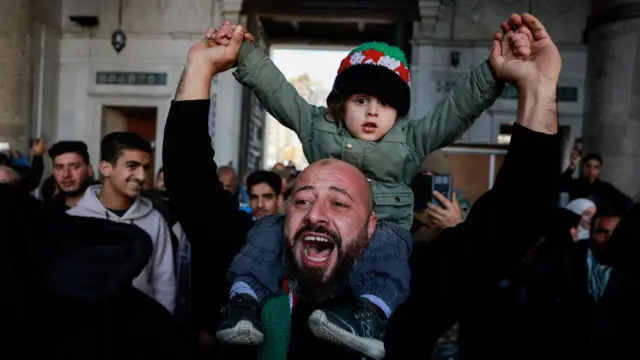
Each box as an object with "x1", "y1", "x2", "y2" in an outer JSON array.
[{"x1": 413, "y1": 0, "x2": 443, "y2": 39}]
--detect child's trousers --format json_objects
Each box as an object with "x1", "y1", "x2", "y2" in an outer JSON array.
[{"x1": 227, "y1": 214, "x2": 412, "y2": 314}]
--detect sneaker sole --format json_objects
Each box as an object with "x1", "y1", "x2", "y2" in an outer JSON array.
[
  {"x1": 215, "y1": 320, "x2": 264, "y2": 345},
  {"x1": 308, "y1": 310, "x2": 385, "y2": 360}
]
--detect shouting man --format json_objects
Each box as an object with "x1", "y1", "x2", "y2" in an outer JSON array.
[{"x1": 163, "y1": 12, "x2": 562, "y2": 359}]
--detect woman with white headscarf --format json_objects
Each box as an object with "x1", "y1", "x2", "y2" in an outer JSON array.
[{"x1": 566, "y1": 198, "x2": 597, "y2": 240}]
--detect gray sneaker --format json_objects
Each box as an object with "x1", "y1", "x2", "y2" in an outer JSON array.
[
  {"x1": 215, "y1": 294, "x2": 264, "y2": 345},
  {"x1": 308, "y1": 298, "x2": 386, "y2": 360}
]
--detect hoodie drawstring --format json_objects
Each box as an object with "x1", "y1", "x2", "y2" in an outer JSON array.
[{"x1": 104, "y1": 210, "x2": 134, "y2": 225}]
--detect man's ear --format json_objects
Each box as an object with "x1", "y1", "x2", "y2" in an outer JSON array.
[
  {"x1": 277, "y1": 194, "x2": 284, "y2": 208},
  {"x1": 366, "y1": 212, "x2": 377, "y2": 242},
  {"x1": 88, "y1": 164, "x2": 94, "y2": 177},
  {"x1": 98, "y1": 160, "x2": 113, "y2": 178}
]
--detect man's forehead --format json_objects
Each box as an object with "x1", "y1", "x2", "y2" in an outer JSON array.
[
  {"x1": 120, "y1": 149, "x2": 149, "y2": 160},
  {"x1": 597, "y1": 216, "x2": 621, "y2": 227},
  {"x1": 54, "y1": 152, "x2": 85, "y2": 164},
  {"x1": 294, "y1": 163, "x2": 366, "y2": 196},
  {"x1": 250, "y1": 182, "x2": 276, "y2": 195}
]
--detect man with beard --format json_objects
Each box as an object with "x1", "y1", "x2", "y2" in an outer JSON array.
[
  {"x1": 67, "y1": 132, "x2": 176, "y2": 313},
  {"x1": 48, "y1": 141, "x2": 95, "y2": 211},
  {"x1": 164, "y1": 12, "x2": 561, "y2": 359},
  {"x1": 246, "y1": 170, "x2": 283, "y2": 220}
]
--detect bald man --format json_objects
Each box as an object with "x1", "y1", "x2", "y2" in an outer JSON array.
[
  {"x1": 164, "y1": 13, "x2": 562, "y2": 359},
  {"x1": 218, "y1": 165, "x2": 252, "y2": 216}
]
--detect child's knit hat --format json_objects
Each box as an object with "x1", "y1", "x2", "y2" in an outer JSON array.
[{"x1": 327, "y1": 42, "x2": 411, "y2": 117}]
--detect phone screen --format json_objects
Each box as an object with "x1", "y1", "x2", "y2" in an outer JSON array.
[
  {"x1": 411, "y1": 174, "x2": 431, "y2": 210},
  {"x1": 0, "y1": 142, "x2": 10, "y2": 152},
  {"x1": 431, "y1": 175, "x2": 452, "y2": 208}
]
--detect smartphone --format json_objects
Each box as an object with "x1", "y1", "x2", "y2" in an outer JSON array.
[
  {"x1": 411, "y1": 174, "x2": 453, "y2": 209},
  {"x1": 0, "y1": 142, "x2": 10, "y2": 152},
  {"x1": 431, "y1": 174, "x2": 453, "y2": 208},
  {"x1": 411, "y1": 173, "x2": 431, "y2": 210}
]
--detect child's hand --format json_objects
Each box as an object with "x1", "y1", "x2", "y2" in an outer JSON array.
[
  {"x1": 215, "y1": 20, "x2": 255, "y2": 45},
  {"x1": 489, "y1": 13, "x2": 561, "y2": 89}
]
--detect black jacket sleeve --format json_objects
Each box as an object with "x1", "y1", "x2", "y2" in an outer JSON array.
[
  {"x1": 163, "y1": 100, "x2": 250, "y2": 334},
  {"x1": 14, "y1": 155, "x2": 44, "y2": 192},
  {"x1": 386, "y1": 123, "x2": 560, "y2": 358}
]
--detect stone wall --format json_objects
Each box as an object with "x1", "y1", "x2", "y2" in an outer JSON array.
[
  {"x1": 53, "y1": 0, "x2": 245, "y2": 174},
  {"x1": 0, "y1": 0, "x2": 32, "y2": 151},
  {"x1": 411, "y1": 0, "x2": 588, "y2": 166},
  {"x1": 583, "y1": 0, "x2": 640, "y2": 198}
]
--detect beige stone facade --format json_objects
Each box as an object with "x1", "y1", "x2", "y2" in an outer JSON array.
[{"x1": 0, "y1": 0, "x2": 32, "y2": 150}]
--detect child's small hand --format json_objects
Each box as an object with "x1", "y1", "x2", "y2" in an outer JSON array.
[{"x1": 215, "y1": 21, "x2": 255, "y2": 45}]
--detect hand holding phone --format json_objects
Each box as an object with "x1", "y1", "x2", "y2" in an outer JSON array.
[
  {"x1": 430, "y1": 174, "x2": 452, "y2": 208},
  {"x1": 427, "y1": 191, "x2": 463, "y2": 229}
]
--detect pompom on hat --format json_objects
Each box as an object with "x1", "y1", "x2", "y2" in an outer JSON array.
[{"x1": 327, "y1": 42, "x2": 411, "y2": 117}]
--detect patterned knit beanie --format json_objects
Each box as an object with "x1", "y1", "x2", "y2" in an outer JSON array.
[{"x1": 327, "y1": 42, "x2": 411, "y2": 117}]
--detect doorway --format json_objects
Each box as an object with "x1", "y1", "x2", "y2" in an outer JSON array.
[{"x1": 101, "y1": 106, "x2": 157, "y2": 190}]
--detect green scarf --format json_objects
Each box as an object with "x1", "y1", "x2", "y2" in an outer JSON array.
[{"x1": 256, "y1": 292, "x2": 291, "y2": 360}]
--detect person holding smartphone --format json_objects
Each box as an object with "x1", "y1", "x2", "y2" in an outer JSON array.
[{"x1": 411, "y1": 150, "x2": 467, "y2": 242}]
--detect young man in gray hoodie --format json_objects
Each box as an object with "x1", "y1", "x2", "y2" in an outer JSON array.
[{"x1": 67, "y1": 132, "x2": 176, "y2": 313}]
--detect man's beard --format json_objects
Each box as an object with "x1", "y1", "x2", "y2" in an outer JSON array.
[
  {"x1": 59, "y1": 179, "x2": 90, "y2": 197},
  {"x1": 283, "y1": 223, "x2": 370, "y2": 303}
]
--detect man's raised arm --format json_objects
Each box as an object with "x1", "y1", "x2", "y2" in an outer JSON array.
[
  {"x1": 385, "y1": 13, "x2": 562, "y2": 358},
  {"x1": 163, "y1": 25, "x2": 250, "y2": 336}
]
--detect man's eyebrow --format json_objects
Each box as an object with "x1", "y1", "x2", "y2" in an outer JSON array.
[
  {"x1": 292, "y1": 185, "x2": 314, "y2": 197},
  {"x1": 329, "y1": 186, "x2": 354, "y2": 202}
]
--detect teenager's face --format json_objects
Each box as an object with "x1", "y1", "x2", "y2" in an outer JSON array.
[
  {"x1": 343, "y1": 94, "x2": 397, "y2": 142},
  {"x1": 582, "y1": 159, "x2": 601, "y2": 183},
  {"x1": 100, "y1": 149, "x2": 150, "y2": 198}
]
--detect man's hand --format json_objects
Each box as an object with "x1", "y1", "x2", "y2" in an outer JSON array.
[
  {"x1": 570, "y1": 149, "x2": 581, "y2": 169},
  {"x1": 426, "y1": 192, "x2": 463, "y2": 229},
  {"x1": 505, "y1": 13, "x2": 561, "y2": 134},
  {"x1": 174, "y1": 25, "x2": 246, "y2": 100},
  {"x1": 490, "y1": 13, "x2": 561, "y2": 89},
  {"x1": 187, "y1": 26, "x2": 246, "y2": 75},
  {"x1": 31, "y1": 138, "x2": 46, "y2": 156}
]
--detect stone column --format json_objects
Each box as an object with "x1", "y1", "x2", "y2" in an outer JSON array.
[
  {"x1": 583, "y1": 0, "x2": 640, "y2": 199},
  {"x1": 0, "y1": 0, "x2": 32, "y2": 150}
]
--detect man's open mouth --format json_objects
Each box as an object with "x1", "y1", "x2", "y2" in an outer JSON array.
[{"x1": 301, "y1": 234, "x2": 335, "y2": 266}]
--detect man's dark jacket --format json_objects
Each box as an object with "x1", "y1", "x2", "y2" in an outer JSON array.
[{"x1": 0, "y1": 184, "x2": 191, "y2": 359}]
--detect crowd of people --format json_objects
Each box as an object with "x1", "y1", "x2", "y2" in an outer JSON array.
[{"x1": 1, "y1": 12, "x2": 638, "y2": 360}]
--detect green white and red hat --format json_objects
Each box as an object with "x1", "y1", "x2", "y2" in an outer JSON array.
[{"x1": 327, "y1": 42, "x2": 411, "y2": 117}]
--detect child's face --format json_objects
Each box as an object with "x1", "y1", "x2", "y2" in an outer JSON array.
[{"x1": 343, "y1": 94, "x2": 397, "y2": 142}]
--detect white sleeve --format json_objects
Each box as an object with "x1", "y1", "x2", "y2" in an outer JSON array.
[{"x1": 151, "y1": 216, "x2": 176, "y2": 313}]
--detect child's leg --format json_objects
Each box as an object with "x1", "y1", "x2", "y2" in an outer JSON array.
[
  {"x1": 307, "y1": 220, "x2": 411, "y2": 360},
  {"x1": 217, "y1": 214, "x2": 286, "y2": 345},
  {"x1": 227, "y1": 214, "x2": 286, "y2": 302},
  {"x1": 351, "y1": 219, "x2": 412, "y2": 315}
]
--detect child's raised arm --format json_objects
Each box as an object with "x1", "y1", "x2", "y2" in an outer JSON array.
[
  {"x1": 405, "y1": 24, "x2": 534, "y2": 157},
  {"x1": 233, "y1": 42, "x2": 324, "y2": 140},
  {"x1": 404, "y1": 61, "x2": 504, "y2": 158}
]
